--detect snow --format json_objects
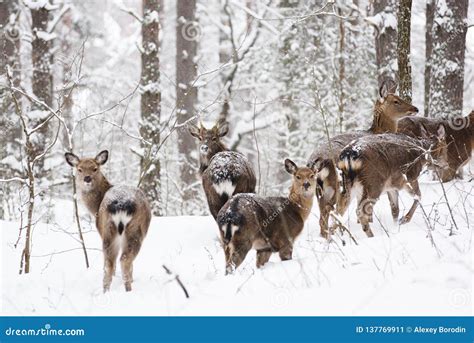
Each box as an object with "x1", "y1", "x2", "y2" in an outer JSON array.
[{"x1": 1, "y1": 178, "x2": 472, "y2": 316}]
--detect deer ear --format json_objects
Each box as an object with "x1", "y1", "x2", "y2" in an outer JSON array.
[
  {"x1": 95, "y1": 150, "x2": 109, "y2": 165},
  {"x1": 307, "y1": 159, "x2": 319, "y2": 173},
  {"x1": 188, "y1": 124, "x2": 201, "y2": 139},
  {"x1": 65, "y1": 152, "x2": 80, "y2": 167},
  {"x1": 379, "y1": 81, "x2": 388, "y2": 98},
  {"x1": 217, "y1": 121, "x2": 229, "y2": 137},
  {"x1": 285, "y1": 159, "x2": 298, "y2": 175},
  {"x1": 437, "y1": 124, "x2": 446, "y2": 140},
  {"x1": 420, "y1": 124, "x2": 429, "y2": 139}
]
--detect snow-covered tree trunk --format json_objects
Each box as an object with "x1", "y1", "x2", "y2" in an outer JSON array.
[
  {"x1": 30, "y1": 3, "x2": 54, "y2": 174},
  {"x1": 176, "y1": 0, "x2": 198, "y2": 203},
  {"x1": 0, "y1": 0, "x2": 21, "y2": 219},
  {"x1": 424, "y1": 0, "x2": 435, "y2": 117},
  {"x1": 373, "y1": 0, "x2": 397, "y2": 86},
  {"x1": 140, "y1": 0, "x2": 162, "y2": 215},
  {"x1": 428, "y1": 0, "x2": 468, "y2": 118},
  {"x1": 397, "y1": 0, "x2": 412, "y2": 102}
]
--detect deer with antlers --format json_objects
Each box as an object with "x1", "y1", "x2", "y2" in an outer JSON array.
[{"x1": 188, "y1": 119, "x2": 256, "y2": 220}]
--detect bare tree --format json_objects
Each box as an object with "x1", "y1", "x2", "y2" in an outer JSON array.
[
  {"x1": 30, "y1": 1, "x2": 54, "y2": 174},
  {"x1": 0, "y1": 0, "x2": 21, "y2": 219},
  {"x1": 424, "y1": 0, "x2": 435, "y2": 117},
  {"x1": 373, "y1": 0, "x2": 397, "y2": 86},
  {"x1": 140, "y1": 0, "x2": 162, "y2": 215},
  {"x1": 428, "y1": 0, "x2": 469, "y2": 118},
  {"x1": 176, "y1": 0, "x2": 198, "y2": 203},
  {"x1": 397, "y1": 0, "x2": 412, "y2": 102}
]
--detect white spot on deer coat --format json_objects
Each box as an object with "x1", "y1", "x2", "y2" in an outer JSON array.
[
  {"x1": 111, "y1": 211, "x2": 132, "y2": 230},
  {"x1": 318, "y1": 167, "x2": 329, "y2": 181},
  {"x1": 323, "y1": 185, "x2": 335, "y2": 199},
  {"x1": 213, "y1": 180, "x2": 235, "y2": 196}
]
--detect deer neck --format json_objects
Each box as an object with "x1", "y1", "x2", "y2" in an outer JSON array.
[
  {"x1": 369, "y1": 104, "x2": 398, "y2": 134},
  {"x1": 288, "y1": 187, "x2": 314, "y2": 222},
  {"x1": 80, "y1": 176, "x2": 112, "y2": 215}
]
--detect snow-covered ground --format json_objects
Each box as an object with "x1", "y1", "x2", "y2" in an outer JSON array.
[{"x1": 1, "y1": 174, "x2": 472, "y2": 316}]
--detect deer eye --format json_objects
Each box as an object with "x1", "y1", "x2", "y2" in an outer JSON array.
[
  {"x1": 78, "y1": 168, "x2": 82, "y2": 173},
  {"x1": 394, "y1": 100, "x2": 400, "y2": 105},
  {"x1": 296, "y1": 175, "x2": 301, "y2": 180},
  {"x1": 310, "y1": 174, "x2": 315, "y2": 178},
  {"x1": 93, "y1": 168, "x2": 98, "y2": 172}
]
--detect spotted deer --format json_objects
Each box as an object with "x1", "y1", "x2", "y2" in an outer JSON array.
[
  {"x1": 65, "y1": 151, "x2": 151, "y2": 292},
  {"x1": 398, "y1": 110, "x2": 474, "y2": 182},
  {"x1": 337, "y1": 125, "x2": 447, "y2": 237},
  {"x1": 307, "y1": 81, "x2": 419, "y2": 238},
  {"x1": 217, "y1": 159, "x2": 316, "y2": 274},
  {"x1": 188, "y1": 119, "x2": 256, "y2": 220}
]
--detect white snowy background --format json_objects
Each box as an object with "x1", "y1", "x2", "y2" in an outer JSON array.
[{"x1": 1, "y1": 0, "x2": 473, "y2": 316}]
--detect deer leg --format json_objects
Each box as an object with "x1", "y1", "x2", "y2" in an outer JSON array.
[
  {"x1": 356, "y1": 196, "x2": 375, "y2": 238},
  {"x1": 399, "y1": 180, "x2": 421, "y2": 225},
  {"x1": 102, "y1": 236, "x2": 119, "y2": 293},
  {"x1": 256, "y1": 248, "x2": 272, "y2": 268},
  {"x1": 386, "y1": 190, "x2": 400, "y2": 222},
  {"x1": 226, "y1": 239, "x2": 252, "y2": 274},
  {"x1": 120, "y1": 232, "x2": 142, "y2": 292},
  {"x1": 278, "y1": 244, "x2": 293, "y2": 261},
  {"x1": 319, "y1": 200, "x2": 331, "y2": 239}
]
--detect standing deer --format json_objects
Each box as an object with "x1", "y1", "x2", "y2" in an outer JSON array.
[
  {"x1": 65, "y1": 150, "x2": 151, "y2": 292},
  {"x1": 307, "y1": 81, "x2": 419, "y2": 238},
  {"x1": 217, "y1": 159, "x2": 316, "y2": 274},
  {"x1": 337, "y1": 125, "x2": 447, "y2": 237},
  {"x1": 188, "y1": 119, "x2": 256, "y2": 220},
  {"x1": 398, "y1": 110, "x2": 474, "y2": 182}
]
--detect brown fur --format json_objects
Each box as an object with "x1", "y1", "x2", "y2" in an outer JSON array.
[
  {"x1": 65, "y1": 151, "x2": 151, "y2": 292},
  {"x1": 308, "y1": 83, "x2": 419, "y2": 238},
  {"x1": 217, "y1": 159, "x2": 316, "y2": 274},
  {"x1": 398, "y1": 111, "x2": 474, "y2": 182},
  {"x1": 338, "y1": 128, "x2": 447, "y2": 237},
  {"x1": 189, "y1": 120, "x2": 256, "y2": 219}
]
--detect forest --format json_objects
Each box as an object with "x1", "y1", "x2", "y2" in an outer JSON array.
[{"x1": 0, "y1": 0, "x2": 472, "y2": 315}]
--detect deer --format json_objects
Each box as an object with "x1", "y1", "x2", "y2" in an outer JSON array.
[
  {"x1": 65, "y1": 150, "x2": 151, "y2": 292},
  {"x1": 398, "y1": 110, "x2": 474, "y2": 182},
  {"x1": 307, "y1": 80, "x2": 419, "y2": 238},
  {"x1": 337, "y1": 124, "x2": 447, "y2": 237},
  {"x1": 188, "y1": 119, "x2": 256, "y2": 220},
  {"x1": 217, "y1": 159, "x2": 317, "y2": 274}
]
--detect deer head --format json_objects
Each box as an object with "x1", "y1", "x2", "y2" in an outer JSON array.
[
  {"x1": 285, "y1": 159, "x2": 317, "y2": 199},
  {"x1": 376, "y1": 80, "x2": 419, "y2": 121},
  {"x1": 65, "y1": 150, "x2": 109, "y2": 192},
  {"x1": 420, "y1": 124, "x2": 448, "y2": 169},
  {"x1": 188, "y1": 119, "x2": 229, "y2": 171}
]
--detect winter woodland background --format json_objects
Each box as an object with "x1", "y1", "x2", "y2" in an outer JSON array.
[{"x1": 0, "y1": 0, "x2": 472, "y2": 315}]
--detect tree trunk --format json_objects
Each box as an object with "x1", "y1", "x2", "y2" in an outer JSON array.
[
  {"x1": 374, "y1": 0, "x2": 397, "y2": 86},
  {"x1": 0, "y1": 0, "x2": 21, "y2": 219},
  {"x1": 428, "y1": 0, "x2": 468, "y2": 118},
  {"x1": 140, "y1": 0, "x2": 162, "y2": 215},
  {"x1": 176, "y1": 0, "x2": 198, "y2": 203},
  {"x1": 30, "y1": 4, "x2": 53, "y2": 173},
  {"x1": 397, "y1": 0, "x2": 412, "y2": 102},
  {"x1": 424, "y1": 0, "x2": 435, "y2": 117}
]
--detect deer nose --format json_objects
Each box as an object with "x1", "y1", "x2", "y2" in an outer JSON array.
[
  {"x1": 200, "y1": 145, "x2": 208, "y2": 153},
  {"x1": 84, "y1": 176, "x2": 92, "y2": 183},
  {"x1": 303, "y1": 182, "x2": 310, "y2": 190},
  {"x1": 414, "y1": 107, "x2": 419, "y2": 113}
]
